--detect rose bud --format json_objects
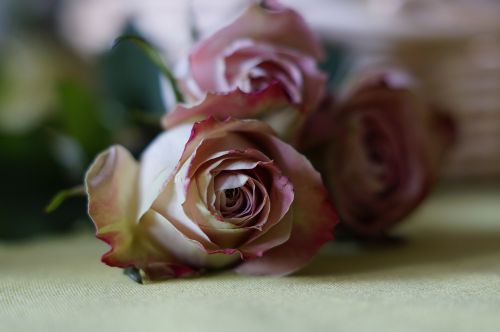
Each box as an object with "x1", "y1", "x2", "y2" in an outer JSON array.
[
  {"x1": 167, "y1": 0, "x2": 326, "y2": 138},
  {"x1": 301, "y1": 70, "x2": 454, "y2": 237},
  {"x1": 85, "y1": 117, "x2": 338, "y2": 281}
]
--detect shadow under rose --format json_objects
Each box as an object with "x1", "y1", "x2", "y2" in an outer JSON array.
[
  {"x1": 294, "y1": 187, "x2": 500, "y2": 279},
  {"x1": 295, "y1": 226, "x2": 500, "y2": 278}
]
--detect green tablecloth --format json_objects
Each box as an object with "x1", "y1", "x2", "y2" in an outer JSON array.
[{"x1": 1, "y1": 188, "x2": 499, "y2": 332}]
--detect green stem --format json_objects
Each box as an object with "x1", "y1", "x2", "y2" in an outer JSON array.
[
  {"x1": 113, "y1": 35, "x2": 185, "y2": 104},
  {"x1": 45, "y1": 185, "x2": 86, "y2": 213}
]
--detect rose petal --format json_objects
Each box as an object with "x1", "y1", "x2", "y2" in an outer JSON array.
[
  {"x1": 162, "y1": 83, "x2": 291, "y2": 130},
  {"x1": 222, "y1": 42, "x2": 326, "y2": 113},
  {"x1": 138, "y1": 124, "x2": 193, "y2": 218},
  {"x1": 143, "y1": 210, "x2": 239, "y2": 269},
  {"x1": 239, "y1": 209, "x2": 294, "y2": 259},
  {"x1": 152, "y1": 160, "x2": 217, "y2": 250},
  {"x1": 223, "y1": 41, "x2": 303, "y2": 98},
  {"x1": 296, "y1": 55, "x2": 327, "y2": 113},
  {"x1": 86, "y1": 146, "x2": 182, "y2": 272},
  {"x1": 86, "y1": 146, "x2": 141, "y2": 267},
  {"x1": 199, "y1": 226, "x2": 253, "y2": 250}
]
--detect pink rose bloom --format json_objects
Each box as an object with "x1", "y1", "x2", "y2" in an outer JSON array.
[
  {"x1": 300, "y1": 70, "x2": 454, "y2": 237},
  {"x1": 165, "y1": 1, "x2": 326, "y2": 138},
  {"x1": 85, "y1": 117, "x2": 337, "y2": 280}
]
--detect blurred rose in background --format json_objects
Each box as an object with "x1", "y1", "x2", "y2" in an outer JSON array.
[{"x1": 1, "y1": 0, "x2": 499, "y2": 240}]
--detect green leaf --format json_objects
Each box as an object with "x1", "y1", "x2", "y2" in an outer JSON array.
[
  {"x1": 45, "y1": 185, "x2": 86, "y2": 213},
  {"x1": 56, "y1": 80, "x2": 112, "y2": 158},
  {"x1": 320, "y1": 43, "x2": 351, "y2": 90},
  {"x1": 113, "y1": 35, "x2": 185, "y2": 103}
]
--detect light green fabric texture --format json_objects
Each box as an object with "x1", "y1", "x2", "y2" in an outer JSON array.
[{"x1": 1, "y1": 189, "x2": 499, "y2": 332}]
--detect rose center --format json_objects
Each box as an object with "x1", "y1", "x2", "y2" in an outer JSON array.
[
  {"x1": 211, "y1": 168, "x2": 270, "y2": 228},
  {"x1": 223, "y1": 188, "x2": 241, "y2": 208},
  {"x1": 217, "y1": 186, "x2": 250, "y2": 219}
]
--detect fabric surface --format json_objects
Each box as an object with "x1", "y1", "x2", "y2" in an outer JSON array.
[{"x1": 1, "y1": 188, "x2": 499, "y2": 332}]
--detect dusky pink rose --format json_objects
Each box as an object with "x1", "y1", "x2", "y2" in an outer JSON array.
[
  {"x1": 85, "y1": 117, "x2": 338, "y2": 281},
  {"x1": 300, "y1": 70, "x2": 454, "y2": 237},
  {"x1": 166, "y1": 1, "x2": 326, "y2": 138}
]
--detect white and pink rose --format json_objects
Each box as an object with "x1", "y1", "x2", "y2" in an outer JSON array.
[{"x1": 86, "y1": 116, "x2": 338, "y2": 280}]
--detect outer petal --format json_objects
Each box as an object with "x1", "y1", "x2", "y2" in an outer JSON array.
[
  {"x1": 138, "y1": 211, "x2": 199, "y2": 280},
  {"x1": 143, "y1": 209, "x2": 237, "y2": 271},
  {"x1": 296, "y1": 55, "x2": 327, "y2": 113},
  {"x1": 235, "y1": 135, "x2": 339, "y2": 276},
  {"x1": 239, "y1": 209, "x2": 294, "y2": 260},
  {"x1": 292, "y1": 94, "x2": 337, "y2": 150},
  {"x1": 85, "y1": 146, "x2": 175, "y2": 272},
  {"x1": 189, "y1": 1, "x2": 323, "y2": 92},
  {"x1": 140, "y1": 124, "x2": 220, "y2": 258},
  {"x1": 179, "y1": 118, "x2": 277, "y2": 165},
  {"x1": 138, "y1": 124, "x2": 193, "y2": 218},
  {"x1": 162, "y1": 84, "x2": 291, "y2": 130}
]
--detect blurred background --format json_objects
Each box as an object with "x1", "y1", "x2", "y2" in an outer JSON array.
[{"x1": 1, "y1": 0, "x2": 499, "y2": 241}]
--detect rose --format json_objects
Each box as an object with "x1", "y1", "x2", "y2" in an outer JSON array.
[
  {"x1": 166, "y1": 1, "x2": 326, "y2": 138},
  {"x1": 85, "y1": 117, "x2": 338, "y2": 280},
  {"x1": 300, "y1": 70, "x2": 453, "y2": 237},
  {"x1": 179, "y1": 0, "x2": 325, "y2": 109}
]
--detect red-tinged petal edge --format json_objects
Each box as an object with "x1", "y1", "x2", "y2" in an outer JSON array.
[
  {"x1": 86, "y1": 146, "x2": 198, "y2": 280},
  {"x1": 85, "y1": 146, "x2": 142, "y2": 269},
  {"x1": 162, "y1": 83, "x2": 292, "y2": 129}
]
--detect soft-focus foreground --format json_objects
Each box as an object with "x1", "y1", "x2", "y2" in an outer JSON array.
[{"x1": 2, "y1": 188, "x2": 499, "y2": 332}]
